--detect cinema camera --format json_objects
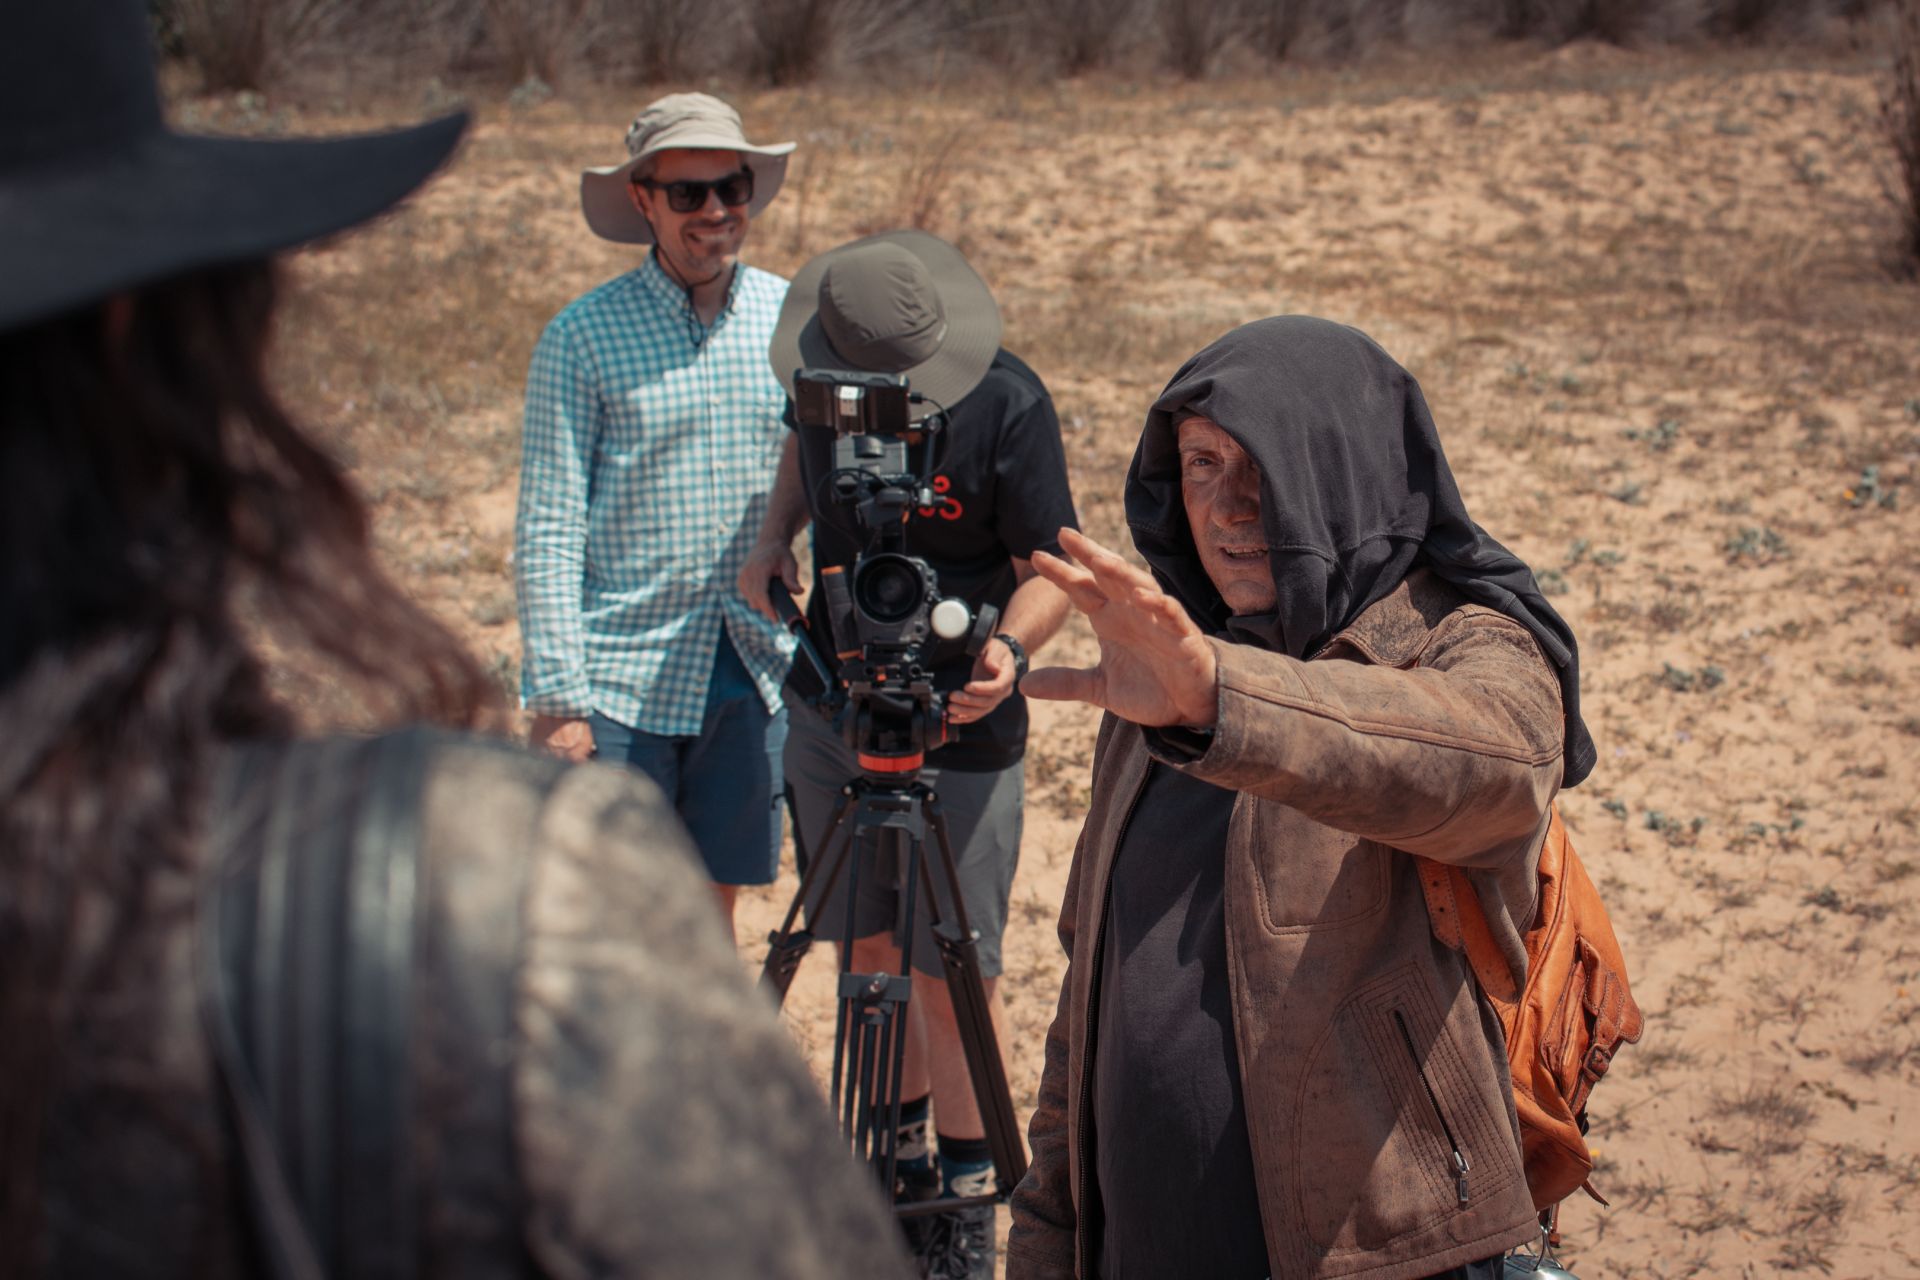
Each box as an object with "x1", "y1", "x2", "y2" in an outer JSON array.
[{"x1": 777, "y1": 367, "x2": 999, "y2": 779}]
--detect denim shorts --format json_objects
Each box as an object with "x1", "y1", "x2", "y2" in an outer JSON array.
[{"x1": 588, "y1": 634, "x2": 787, "y2": 886}]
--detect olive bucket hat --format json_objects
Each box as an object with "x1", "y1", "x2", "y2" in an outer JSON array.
[
  {"x1": 768, "y1": 230, "x2": 1003, "y2": 422},
  {"x1": 0, "y1": 0, "x2": 468, "y2": 333},
  {"x1": 579, "y1": 93, "x2": 796, "y2": 244}
]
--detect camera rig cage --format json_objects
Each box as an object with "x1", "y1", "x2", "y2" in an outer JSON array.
[{"x1": 784, "y1": 367, "x2": 998, "y2": 778}]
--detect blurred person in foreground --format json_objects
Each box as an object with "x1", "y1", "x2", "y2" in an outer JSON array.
[
  {"x1": 514, "y1": 91, "x2": 800, "y2": 939},
  {"x1": 740, "y1": 231, "x2": 1078, "y2": 1279},
  {"x1": 0, "y1": 6, "x2": 909, "y2": 1276},
  {"x1": 1004, "y1": 317, "x2": 1597, "y2": 1280}
]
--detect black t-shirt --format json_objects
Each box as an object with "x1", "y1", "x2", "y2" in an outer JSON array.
[
  {"x1": 1094, "y1": 762, "x2": 1268, "y2": 1279},
  {"x1": 792, "y1": 350, "x2": 1078, "y2": 771}
]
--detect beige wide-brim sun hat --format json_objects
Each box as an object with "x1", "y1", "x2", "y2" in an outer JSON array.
[
  {"x1": 580, "y1": 92, "x2": 795, "y2": 245},
  {"x1": 769, "y1": 230, "x2": 1003, "y2": 423}
]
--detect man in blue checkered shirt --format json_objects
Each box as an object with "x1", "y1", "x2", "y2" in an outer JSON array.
[{"x1": 513, "y1": 93, "x2": 798, "y2": 939}]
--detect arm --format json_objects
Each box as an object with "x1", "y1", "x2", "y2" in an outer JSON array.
[
  {"x1": 949, "y1": 372, "x2": 1081, "y2": 725},
  {"x1": 1026, "y1": 529, "x2": 1563, "y2": 862},
  {"x1": 738, "y1": 433, "x2": 808, "y2": 620},
  {"x1": 1182, "y1": 616, "x2": 1563, "y2": 861},
  {"x1": 945, "y1": 557, "x2": 1071, "y2": 725},
  {"x1": 514, "y1": 318, "x2": 599, "y2": 761}
]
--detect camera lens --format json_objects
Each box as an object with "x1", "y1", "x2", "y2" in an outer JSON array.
[{"x1": 854, "y1": 554, "x2": 926, "y2": 625}]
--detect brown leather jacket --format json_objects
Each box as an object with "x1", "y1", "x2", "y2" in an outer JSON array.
[
  {"x1": 39, "y1": 734, "x2": 911, "y2": 1280},
  {"x1": 1007, "y1": 572, "x2": 1565, "y2": 1280}
]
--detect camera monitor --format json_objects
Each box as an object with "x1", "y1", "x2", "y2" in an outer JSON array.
[{"x1": 793, "y1": 368, "x2": 911, "y2": 436}]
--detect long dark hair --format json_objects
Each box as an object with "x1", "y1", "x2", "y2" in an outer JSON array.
[{"x1": 0, "y1": 260, "x2": 496, "y2": 1264}]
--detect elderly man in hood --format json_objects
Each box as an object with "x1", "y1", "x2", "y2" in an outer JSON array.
[{"x1": 1005, "y1": 317, "x2": 1597, "y2": 1280}]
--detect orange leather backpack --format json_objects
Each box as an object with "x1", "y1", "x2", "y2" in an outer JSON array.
[{"x1": 1416, "y1": 807, "x2": 1644, "y2": 1214}]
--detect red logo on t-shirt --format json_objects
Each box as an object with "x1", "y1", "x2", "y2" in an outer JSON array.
[{"x1": 919, "y1": 474, "x2": 965, "y2": 522}]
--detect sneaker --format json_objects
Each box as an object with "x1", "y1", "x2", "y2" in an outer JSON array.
[
  {"x1": 893, "y1": 1163, "x2": 942, "y2": 1272},
  {"x1": 921, "y1": 1202, "x2": 995, "y2": 1280}
]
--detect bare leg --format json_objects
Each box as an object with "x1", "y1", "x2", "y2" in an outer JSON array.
[
  {"x1": 712, "y1": 882, "x2": 738, "y2": 941},
  {"x1": 848, "y1": 933, "x2": 931, "y2": 1101},
  {"x1": 912, "y1": 970, "x2": 1002, "y2": 1140}
]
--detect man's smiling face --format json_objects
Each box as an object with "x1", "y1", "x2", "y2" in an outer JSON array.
[
  {"x1": 1178, "y1": 414, "x2": 1277, "y2": 615},
  {"x1": 630, "y1": 148, "x2": 750, "y2": 285}
]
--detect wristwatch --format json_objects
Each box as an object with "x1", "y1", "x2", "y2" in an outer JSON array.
[{"x1": 994, "y1": 632, "x2": 1029, "y2": 683}]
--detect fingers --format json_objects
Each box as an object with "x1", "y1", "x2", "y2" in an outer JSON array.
[
  {"x1": 952, "y1": 677, "x2": 1010, "y2": 707},
  {"x1": 1061, "y1": 528, "x2": 1158, "y2": 607},
  {"x1": 1139, "y1": 583, "x2": 1202, "y2": 641},
  {"x1": 1019, "y1": 665, "x2": 1102, "y2": 706},
  {"x1": 745, "y1": 582, "x2": 773, "y2": 619},
  {"x1": 1030, "y1": 548, "x2": 1106, "y2": 616},
  {"x1": 738, "y1": 561, "x2": 775, "y2": 619},
  {"x1": 740, "y1": 547, "x2": 799, "y2": 621}
]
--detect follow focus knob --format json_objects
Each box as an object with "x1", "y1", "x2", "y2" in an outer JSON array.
[{"x1": 929, "y1": 598, "x2": 971, "y2": 641}]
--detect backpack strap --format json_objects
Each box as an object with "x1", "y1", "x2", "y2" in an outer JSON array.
[
  {"x1": 1414, "y1": 814, "x2": 1542, "y2": 1007},
  {"x1": 196, "y1": 731, "x2": 433, "y2": 1280}
]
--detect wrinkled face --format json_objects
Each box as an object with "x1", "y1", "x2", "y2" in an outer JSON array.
[
  {"x1": 1178, "y1": 415, "x2": 1277, "y2": 615},
  {"x1": 630, "y1": 148, "x2": 751, "y2": 284}
]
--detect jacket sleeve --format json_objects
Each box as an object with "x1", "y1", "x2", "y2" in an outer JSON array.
[
  {"x1": 512, "y1": 763, "x2": 915, "y2": 1280},
  {"x1": 1005, "y1": 853, "x2": 1080, "y2": 1279},
  {"x1": 1160, "y1": 608, "x2": 1565, "y2": 866},
  {"x1": 1006, "y1": 716, "x2": 1117, "y2": 1279}
]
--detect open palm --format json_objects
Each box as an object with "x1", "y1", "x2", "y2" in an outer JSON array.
[{"x1": 1021, "y1": 528, "x2": 1218, "y2": 728}]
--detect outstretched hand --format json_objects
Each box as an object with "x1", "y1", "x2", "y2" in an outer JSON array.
[{"x1": 1021, "y1": 528, "x2": 1217, "y2": 728}]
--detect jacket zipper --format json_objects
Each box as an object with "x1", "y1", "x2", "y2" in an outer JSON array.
[
  {"x1": 1075, "y1": 763, "x2": 1151, "y2": 1273},
  {"x1": 1392, "y1": 1009, "x2": 1472, "y2": 1206}
]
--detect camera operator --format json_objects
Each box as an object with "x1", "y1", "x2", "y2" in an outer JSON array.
[{"x1": 741, "y1": 231, "x2": 1077, "y2": 1280}]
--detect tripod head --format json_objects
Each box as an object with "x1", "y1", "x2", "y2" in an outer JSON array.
[{"x1": 767, "y1": 578, "x2": 996, "y2": 782}]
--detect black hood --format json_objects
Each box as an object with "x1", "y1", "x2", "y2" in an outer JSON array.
[{"x1": 1125, "y1": 315, "x2": 1595, "y2": 788}]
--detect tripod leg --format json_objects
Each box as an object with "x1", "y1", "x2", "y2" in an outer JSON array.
[
  {"x1": 760, "y1": 787, "x2": 859, "y2": 1005},
  {"x1": 918, "y1": 791, "x2": 1030, "y2": 1195}
]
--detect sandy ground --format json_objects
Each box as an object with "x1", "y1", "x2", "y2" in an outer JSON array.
[{"x1": 239, "y1": 41, "x2": 1919, "y2": 1277}]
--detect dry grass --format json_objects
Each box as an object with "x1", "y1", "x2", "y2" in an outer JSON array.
[{"x1": 223, "y1": 43, "x2": 1920, "y2": 1275}]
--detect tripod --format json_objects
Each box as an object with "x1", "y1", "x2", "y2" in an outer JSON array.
[{"x1": 761, "y1": 765, "x2": 1028, "y2": 1222}]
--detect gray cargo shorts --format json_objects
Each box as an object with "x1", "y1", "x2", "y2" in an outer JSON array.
[{"x1": 782, "y1": 698, "x2": 1023, "y2": 979}]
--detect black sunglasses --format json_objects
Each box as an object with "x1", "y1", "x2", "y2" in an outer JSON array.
[{"x1": 635, "y1": 169, "x2": 755, "y2": 214}]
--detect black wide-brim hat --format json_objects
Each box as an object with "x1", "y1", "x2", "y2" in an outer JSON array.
[
  {"x1": 769, "y1": 230, "x2": 1002, "y2": 423},
  {"x1": 0, "y1": 0, "x2": 467, "y2": 333}
]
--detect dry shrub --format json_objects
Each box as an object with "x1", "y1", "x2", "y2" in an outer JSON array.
[
  {"x1": 1162, "y1": 0, "x2": 1244, "y2": 75},
  {"x1": 740, "y1": 0, "x2": 922, "y2": 84},
  {"x1": 744, "y1": 0, "x2": 841, "y2": 84},
  {"x1": 1493, "y1": 0, "x2": 1664, "y2": 43},
  {"x1": 1886, "y1": 0, "x2": 1920, "y2": 276},
  {"x1": 483, "y1": 0, "x2": 591, "y2": 85},
  {"x1": 166, "y1": 0, "x2": 349, "y2": 90},
  {"x1": 1030, "y1": 0, "x2": 1143, "y2": 72},
  {"x1": 589, "y1": 0, "x2": 712, "y2": 83},
  {"x1": 1249, "y1": 0, "x2": 1312, "y2": 57}
]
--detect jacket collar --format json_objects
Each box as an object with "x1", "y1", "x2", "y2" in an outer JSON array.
[{"x1": 1321, "y1": 568, "x2": 1467, "y2": 668}]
